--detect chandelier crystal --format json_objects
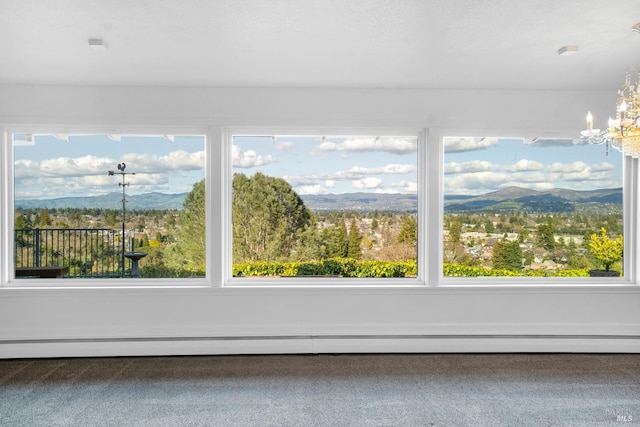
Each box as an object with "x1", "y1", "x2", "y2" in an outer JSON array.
[{"x1": 581, "y1": 67, "x2": 640, "y2": 157}]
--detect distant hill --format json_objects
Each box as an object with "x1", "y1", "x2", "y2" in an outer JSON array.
[
  {"x1": 14, "y1": 186, "x2": 623, "y2": 214},
  {"x1": 300, "y1": 192, "x2": 418, "y2": 212},
  {"x1": 444, "y1": 186, "x2": 622, "y2": 213},
  {"x1": 15, "y1": 192, "x2": 188, "y2": 210}
]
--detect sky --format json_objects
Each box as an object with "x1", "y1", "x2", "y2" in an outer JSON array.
[
  {"x1": 233, "y1": 135, "x2": 418, "y2": 195},
  {"x1": 14, "y1": 134, "x2": 205, "y2": 199},
  {"x1": 13, "y1": 133, "x2": 623, "y2": 201},
  {"x1": 234, "y1": 135, "x2": 623, "y2": 196},
  {"x1": 443, "y1": 137, "x2": 623, "y2": 195}
]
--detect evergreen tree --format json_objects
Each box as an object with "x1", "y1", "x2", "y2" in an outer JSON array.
[
  {"x1": 347, "y1": 218, "x2": 362, "y2": 259},
  {"x1": 397, "y1": 216, "x2": 417, "y2": 246},
  {"x1": 232, "y1": 173, "x2": 313, "y2": 262},
  {"x1": 484, "y1": 220, "x2": 495, "y2": 234},
  {"x1": 15, "y1": 214, "x2": 31, "y2": 229},
  {"x1": 337, "y1": 220, "x2": 348, "y2": 257},
  {"x1": 492, "y1": 239, "x2": 523, "y2": 271},
  {"x1": 164, "y1": 179, "x2": 206, "y2": 271},
  {"x1": 449, "y1": 220, "x2": 462, "y2": 243},
  {"x1": 321, "y1": 226, "x2": 348, "y2": 258},
  {"x1": 537, "y1": 220, "x2": 556, "y2": 250}
]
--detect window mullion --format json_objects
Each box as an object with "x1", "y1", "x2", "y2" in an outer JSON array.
[{"x1": 425, "y1": 128, "x2": 442, "y2": 286}]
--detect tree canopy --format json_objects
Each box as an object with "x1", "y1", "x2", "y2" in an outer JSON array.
[
  {"x1": 164, "y1": 179, "x2": 206, "y2": 272},
  {"x1": 233, "y1": 172, "x2": 314, "y2": 262}
]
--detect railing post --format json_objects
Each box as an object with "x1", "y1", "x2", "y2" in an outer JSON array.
[{"x1": 35, "y1": 228, "x2": 41, "y2": 267}]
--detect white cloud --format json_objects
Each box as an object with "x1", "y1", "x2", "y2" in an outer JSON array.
[
  {"x1": 275, "y1": 141, "x2": 296, "y2": 153},
  {"x1": 444, "y1": 160, "x2": 493, "y2": 174},
  {"x1": 122, "y1": 150, "x2": 205, "y2": 173},
  {"x1": 506, "y1": 159, "x2": 545, "y2": 172},
  {"x1": 15, "y1": 150, "x2": 206, "y2": 179},
  {"x1": 445, "y1": 172, "x2": 510, "y2": 194},
  {"x1": 283, "y1": 175, "x2": 318, "y2": 186},
  {"x1": 312, "y1": 137, "x2": 417, "y2": 155},
  {"x1": 297, "y1": 185, "x2": 325, "y2": 195},
  {"x1": 282, "y1": 162, "x2": 416, "y2": 188},
  {"x1": 591, "y1": 162, "x2": 616, "y2": 172},
  {"x1": 352, "y1": 177, "x2": 383, "y2": 189},
  {"x1": 547, "y1": 161, "x2": 589, "y2": 174},
  {"x1": 444, "y1": 137, "x2": 499, "y2": 153},
  {"x1": 390, "y1": 180, "x2": 418, "y2": 193},
  {"x1": 232, "y1": 145, "x2": 276, "y2": 168},
  {"x1": 349, "y1": 164, "x2": 416, "y2": 175}
]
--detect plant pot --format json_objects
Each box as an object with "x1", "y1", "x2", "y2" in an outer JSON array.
[{"x1": 588, "y1": 269, "x2": 620, "y2": 277}]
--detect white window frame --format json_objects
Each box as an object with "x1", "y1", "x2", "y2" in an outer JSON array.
[
  {"x1": 222, "y1": 127, "x2": 428, "y2": 287},
  {"x1": 1, "y1": 126, "x2": 213, "y2": 288},
  {"x1": 1, "y1": 125, "x2": 637, "y2": 289},
  {"x1": 432, "y1": 127, "x2": 637, "y2": 287}
]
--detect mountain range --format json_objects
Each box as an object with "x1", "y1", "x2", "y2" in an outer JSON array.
[
  {"x1": 443, "y1": 186, "x2": 622, "y2": 213},
  {"x1": 15, "y1": 192, "x2": 188, "y2": 210},
  {"x1": 14, "y1": 186, "x2": 622, "y2": 213}
]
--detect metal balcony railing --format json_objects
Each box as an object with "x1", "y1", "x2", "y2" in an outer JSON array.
[{"x1": 15, "y1": 228, "x2": 126, "y2": 278}]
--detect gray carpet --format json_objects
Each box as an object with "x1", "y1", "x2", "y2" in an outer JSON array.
[{"x1": 0, "y1": 354, "x2": 638, "y2": 426}]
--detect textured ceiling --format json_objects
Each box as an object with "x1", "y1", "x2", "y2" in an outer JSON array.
[{"x1": 0, "y1": 0, "x2": 639, "y2": 89}]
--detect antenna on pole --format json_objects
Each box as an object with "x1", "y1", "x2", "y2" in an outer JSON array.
[{"x1": 108, "y1": 163, "x2": 135, "y2": 277}]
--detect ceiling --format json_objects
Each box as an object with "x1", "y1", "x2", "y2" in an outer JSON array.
[{"x1": 1, "y1": 0, "x2": 639, "y2": 90}]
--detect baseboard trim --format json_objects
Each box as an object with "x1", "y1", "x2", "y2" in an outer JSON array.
[{"x1": 1, "y1": 334, "x2": 639, "y2": 358}]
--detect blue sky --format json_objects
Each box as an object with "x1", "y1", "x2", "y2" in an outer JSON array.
[
  {"x1": 13, "y1": 133, "x2": 622, "y2": 201},
  {"x1": 234, "y1": 135, "x2": 622, "y2": 196},
  {"x1": 443, "y1": 137, "x2": 623, "y2": 195},
  {"x1": 233, "y1": 135, "x2": 418, "y2": 195},
  {"x1": 14, "y1": 134, "x2": 205, "y2": 199}
]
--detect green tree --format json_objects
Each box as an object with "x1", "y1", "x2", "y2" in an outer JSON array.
[
  {"x1": 492, "y1": 239, "x2": 522, "y2": 271},
  {"x1": 484, "y1": 220, "x2": 495, "y2": 234},
  {"x1": 347, "y1": 218, "x2": 362, "y2": 259},
  {"x1": 232, "y1": 173, "x2": 313, "y2": 262},
  {"x1": 321, "y1": 225, "x2": 348, "y2": 258},
  {"x1": 449, "y1": 220, "x2": 462, "y2": 243},
  {"x1": 164, "y1": 179, "x2": 206, "y2": 272},
  {"x1": 294, "y1": 225, "x2": 324, "y2": 261},
  {"x1": 537, "y1": 221, "x2": 556, "y2": 251},
  {"x1": 397, "y1": 216, "x2": 417, "y2": 246},
  {"x1": 37, "y1": 208, "x2": 53, "y2": 228},
  {"x1": 15, "y1": 214, "x2": 31, "y2": 229}
]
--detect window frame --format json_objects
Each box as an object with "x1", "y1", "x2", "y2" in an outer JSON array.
[
  {"x1": 2, "y1": 126, "x2": 213, "y2": 288},
  {"x1": 1, "y1": 124, "x2": 637, "y2": 289},
  {"x1": 222, "y1": 127, "x2": 428, "y2": 287},
  {"x1": 433, "y1": 127, "x2": 637, "y2": 286}
]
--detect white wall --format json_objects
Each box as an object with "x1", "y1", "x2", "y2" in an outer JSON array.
[{"x1": 1, "y1": 84, "x2": 638, "y2": 358}]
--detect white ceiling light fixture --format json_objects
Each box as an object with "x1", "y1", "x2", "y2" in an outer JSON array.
[
  {"x1": 88, "y1": 38, "x2": 108, "y2": 49},
  {"x1": 633, "y1": 22, "x2": 640, "y2": 33},
  {"x1": 557, "y1": 45, "x2": 579, "y2": 56}
]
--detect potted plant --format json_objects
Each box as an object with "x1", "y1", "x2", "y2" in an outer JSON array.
[{"x1": 588, "y1": 227, "x2": 623, "y2": 277}]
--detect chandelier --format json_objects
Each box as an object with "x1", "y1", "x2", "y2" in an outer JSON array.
[{"x1": 581, "y1": 67, "x2": 640, "y2": 157}]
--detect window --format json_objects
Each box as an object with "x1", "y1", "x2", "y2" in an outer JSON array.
[
  {"x1": 229, "y1": 132, "x2": 420, "y2": 279},
  {"x1": 12, "y1": 133, "x2": 206, "y2": 280},
  {"x1": 442, "y1": 136, "x2": 625, "y2": 279}
]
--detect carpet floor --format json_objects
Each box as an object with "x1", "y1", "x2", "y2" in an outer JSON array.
[{"x1": 0, "y1": 353, "x2": 638, "y2": 426}]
